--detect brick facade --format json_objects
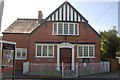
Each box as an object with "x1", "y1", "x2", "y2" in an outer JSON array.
[
  {"x1": 2, "y1": 1, "x2": 101, "y2": 70},
  {"x1": 3, "y1": 22, "x2": 100, "y2": 70}
]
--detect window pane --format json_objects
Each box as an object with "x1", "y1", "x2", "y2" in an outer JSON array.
[
  {"x1": 69, "y1": 24, "x2": 74, "y2": 34},
  {"x1": 84, "y1": 46, "x2": 88, "y2": 57},
  {"x1": 54, "y1": 23, "x2": 57, "y2": 34},
  {"x1": 58, "y1": 23, "x2": 63, "y2": 34},
  {"x1": 78, "y1": 46, "x2": 82, "y2": 57},
  {"x1": 22, "y1": 49, "x2": 26, "y2": 58},
  {"x1": 10, "y1": 50, "x2": 14, "y2": 59},
  {"x1": 64, "y1": 23, "x2": 68, "y2": 34},
  {"x1": 17, "y1": 49, "x2": 21, "y2": 58},
  {"x1": 75, "y1": 24, "x2": 78, "y2": 34},
  {"x1": 37, "y1": 46, "x2": 41, "y2": 56},
  {"x1": 89, "y1": 46, "x2": 94, "y2": 57},
  {"x1": 43, "y1": 46, "x2": 47, "y2": 56},
  {"x1": 49, "y1": 46, "x2": 53, "y2": 56}
]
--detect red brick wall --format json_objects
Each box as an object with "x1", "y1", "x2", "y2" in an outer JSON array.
[
  {"x1": 3, "y1": 22, "x2": 101, "y2": 70},
  {"x1": 3, "y1": 34, "x2": 30, "y2": 70},
  {"x1": 29, "y1": 22, "x2": 100, "y2": 63}
]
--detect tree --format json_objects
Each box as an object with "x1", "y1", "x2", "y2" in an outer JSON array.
[{"x1": 100, "y1": 29, "x2": 120, "y2": 61}]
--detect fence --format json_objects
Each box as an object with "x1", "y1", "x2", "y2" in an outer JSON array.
[
  {"x1": 23, "y1": 62, "x2": 110, "y2": 78},
  {"x1": 23, "y1": 61, "x2": 29, "y2": 74},
  {"x1": 77, "y1": 62, "x2": 110, "y2": 77},
  {"x1": 29, "y1": 63, "x2": 61, "y2": 76}
]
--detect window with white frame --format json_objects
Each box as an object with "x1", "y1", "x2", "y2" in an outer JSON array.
[
  {"x1": 77, "y1": 45, "x2": 95, "y2": 58},
  {"x1": 16, "y1": 48, "x2": 27, "y2": 59},
  {"x1": 53, "y1": 23, "x2": 79, "y2": 35},
  {"x1": 36, "y1": 45, "x2": 54, "y2": 57}
]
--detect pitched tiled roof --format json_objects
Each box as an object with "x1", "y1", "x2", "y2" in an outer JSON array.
[{"x1": 3, "y1": 18, "x2": 40, "y2": 33}]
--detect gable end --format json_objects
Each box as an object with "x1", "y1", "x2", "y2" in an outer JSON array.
[{"x1": 46, "y1": 2, "x2": 88, "y2": 23}]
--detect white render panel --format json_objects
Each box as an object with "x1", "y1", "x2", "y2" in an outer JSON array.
[
  {"x1": 63, "y1": 4, "x2": 66, "y2": 21},
  {"x1": 46, "y1": 2, "x2": 87, "y2": 22},
  {"x1": 59, "y1": 7, "x2": 62, "y2": 21},
  {"x1": 74, "y1": 12, "x2": 77, "y2": 21},
  {"x1": 52, "y1": 14, "x2": 54, "y2": 21},
  {"x1": 67, "y1": 4, "x2": 69, "y2": 21},
  {"x1": 56, "y1": 10, "x2": 58, "y2": 21},
  {"x1": 78, "y1": 15, "x2": 80, "y2": 22},
  {"x1": 48, "y1": 18, "x2": 50, "y2": 21},
  {"x1": 82, "y1": 19, "x2": 85, "y2": 22},
  {"x1": 71, "y1": 8, "x2": 73, "y2": 21}
]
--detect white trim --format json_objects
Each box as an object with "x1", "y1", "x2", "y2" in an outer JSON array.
[
  {"x1": 77, "y1": 45, "x2": 95, "y2": 58},
  {"x1": 57, "y1": 43, "x2": 74, "y2": 70},
  {"x1": 16, "y1": 48, "x2": 27, "y2": 60},
  {"x1": 35, "y1": 56, "x2": 55, "y2": 58},
  {"x1": 52, "y1": 22, "x2": 79, "y2": 36},
  {"x1": 35, "y1": 45, "x2": 37, "y2": 57},
  {"x1": 93, "y1": 46, "x2": 95, "y2": 57},
  {"x1": 47, "y1": 45, "x2": 49, "y2": 56},
  {"x1": 73, "y1": 23, "x2": 76, "y2": 35},
  {"x1": 52, "y1": 23, "x2": 54, "y2": 35},
  {"x1": 57, "y1": 23, "x2": 58, "y2": 34},
  {"x1": 41, "y1": 46, "x2": 43, "y2": 56},
  {"x1": 68, "y1": 23, "x2": 70, "y2": 35},
  {"x1": 35, "y1": 44, "x2": 54, "y2": 58},
  {"x1": 83, "y1": 46, "x2": 84, "y2": 57},
  {"x1": 71, "y1": 8, "x2": 73, "y2": 21},
  {"x1": 0, "y1": 40, "x2": 16, "y2": 44},
  {"x1": 77, "y1": 24, "x2": 79, "y2": 35},
  {"x1": 62, "y1": 23, "x2": 64, "y2": 34},
  {"x1": 57, "y1": 45, "x2": 60, "y2": 70},
  {"x1": 77, "y1": 57, "x2": 96, "y2": 58},
  {"x1": 88, "y1": 46, "x2": 89, "y2": 57}
]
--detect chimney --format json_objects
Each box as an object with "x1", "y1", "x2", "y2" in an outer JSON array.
[{"x1": 38, "y1": 11, "x2": 43, "y2": 23}]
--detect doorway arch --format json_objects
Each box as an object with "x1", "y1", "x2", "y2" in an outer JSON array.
[{"x1": 57, "y1": 43, "x2": 74, "y2": 70}]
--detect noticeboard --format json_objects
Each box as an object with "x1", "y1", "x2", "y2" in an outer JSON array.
[{"x1": 2, "y1": 43, "x2": 15, "y2": 72}]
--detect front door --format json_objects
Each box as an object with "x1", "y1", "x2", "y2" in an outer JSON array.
[{"x1": 60, "y1": 48, "x2": 72, "y2": 69}]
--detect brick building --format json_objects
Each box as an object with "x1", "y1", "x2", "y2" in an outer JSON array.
[{"x1": 2, "y1": 1, "x2": 101, "y2": 70}]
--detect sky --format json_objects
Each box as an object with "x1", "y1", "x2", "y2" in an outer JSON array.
[{"x1": 0, "y1": 0, "x2": 118, "y2": 36}]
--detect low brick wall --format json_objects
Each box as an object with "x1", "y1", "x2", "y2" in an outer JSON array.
[{"x1": 110, "y1": 59, "x2": 119, "y2": 71}]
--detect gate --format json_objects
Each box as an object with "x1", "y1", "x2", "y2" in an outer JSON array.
[{"x1": 62, "y1": 63, "x2": 78, "y2": 78}]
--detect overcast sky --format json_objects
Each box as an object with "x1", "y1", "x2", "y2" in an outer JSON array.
[{"x1": 1, "y1": 0, "x2": 118, "y2": 35}]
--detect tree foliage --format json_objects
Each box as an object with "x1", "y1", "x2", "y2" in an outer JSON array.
[{"x1": 100, "y1": 29, "x2": 120, "y2": 61}]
